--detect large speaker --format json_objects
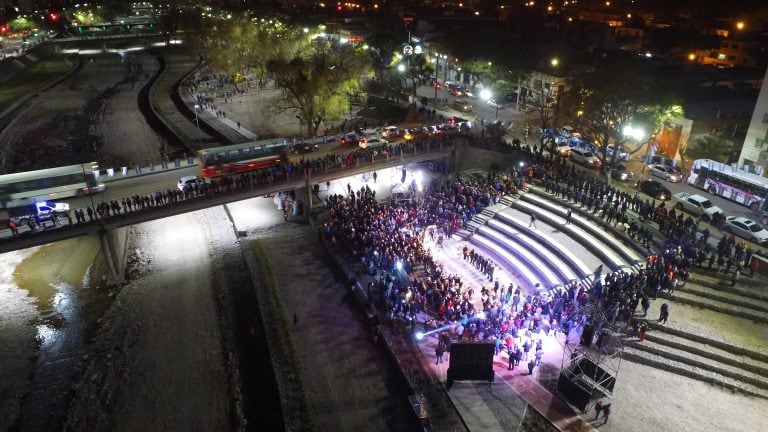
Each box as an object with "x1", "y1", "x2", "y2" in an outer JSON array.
[
  {"x1": 557, "y1": 371, "x2": 592, "y2": 411},
  {"x1": 446, "y1": 343, "x2": 495, "y2": 390}
]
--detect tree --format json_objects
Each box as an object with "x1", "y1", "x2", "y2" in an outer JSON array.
[
  {"x1": 266, "y1": 32, "x2": 370, "y2": 136},
  {"x1": 690, "y1": 135, "x2": 733, "y2": 161},
  {"x1": 557, "y1": 54, "x2": 683, "y2": 183}
]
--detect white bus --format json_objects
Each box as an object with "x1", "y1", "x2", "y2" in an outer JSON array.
[
  {"x1": 0, "y1": 162, "x2": 104, "y2": 209},
  {"x1": 687, "y1": 159, "x2": 768, "y2": 211}
]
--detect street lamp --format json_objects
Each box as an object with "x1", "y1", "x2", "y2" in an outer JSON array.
[
  {"x1": 480, "y1": 88, "x2": 498, "y2": 120},
  {"x1": 193, "y1": 104, "x2": 201, "y2": 143},
  {"x1": 624, "y1": 124, "x2": 648, "y2": 182}
]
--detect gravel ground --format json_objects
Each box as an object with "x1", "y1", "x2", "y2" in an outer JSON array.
[
  {"x1": 64, "y1": 212, "x2": 235, "y2": 431},
  {"x1": 0, "y1": 50, "x2": 162, "y2": 172}
]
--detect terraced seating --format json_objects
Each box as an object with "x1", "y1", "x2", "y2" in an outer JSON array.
[
  {"x1": 473, "y1": 226, "x2": 567, "y2": 288},
  {"x1": 510, "y1": 199, "x2": 628, "y2": 272},
  {"x1": 491, "y1": 212, "x2": 592, "y2": 280},
  {"x1": 519, "y1": 192, "x2": 644, "y2": 267},
  {"x1": 624, "y1": 321, "x2": 768, "y2": 399},
  {"x1": 658, "y1": 289, "x2": 768, "y2": 323},
  {"x1": 675, "y1": 281, "x2": 768, "y2": 315},
  {"x1": 470, "y1": 234, "x2": 547, "y2": 293}
]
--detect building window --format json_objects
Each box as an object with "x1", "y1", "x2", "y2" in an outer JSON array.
[
  {"x1": 731, "y1": 43, "x2": 740, "y2": 49},
  {"x1": 757, "y1": 138, "x2": 765, "y2": 148},
  {"x1": 718, "y1": 53, "x2": 726, "y2": 60},
  {"x1": 763, "y1": 112, "x2": 768, "y2": 123},
  {"x1": 727, "y1": 55, "x2": 736, "y2": 61}
]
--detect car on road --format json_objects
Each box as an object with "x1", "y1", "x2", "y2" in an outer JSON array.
[
  {"x1": 607, "y1": 163, "x2": 634, "y2": 182},
  {"x1": 724, "y1": 216, "x2": 768, "y2": 244},
  {"x1": 178, "y1": 175, "x2": 208, "y2": 191},
  {"x1": 671, "y1": 192, "x2": 723, "y2": 221},
  {"x1": 649, "y1": 164, "x2": 683, "y2": 182},
  {"x1": 569, "y1": 148, "x2": 602, "y2": 169},
  {"x1": 487, "y1": 99, "x2": 505, "y2": 109},
  {"x1": 338, "y1": 132, "x2": 361, "y2": 146},
  {"x1": 359, "y1": 137, "x2": 389, "y2": 149},
  {"x1": 450, "y1": 99, "x2": 473, "y2": 113},
  {"x1": 381, "y1": 126, "x2": 402, "y2": 138},
  {"x1": 637, "y1": 179, "x2": 671, "y2": 200},
  {"x1": 403, "y1": 128, "x2": 427, "y2": 141},
  {"x1": 289, "y1": 142, "x2": 319, "y2": 154}
]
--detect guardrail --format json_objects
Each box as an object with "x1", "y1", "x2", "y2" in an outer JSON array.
[{"x1": 0, "y1": 138, "x2": 457, "y2": 251}]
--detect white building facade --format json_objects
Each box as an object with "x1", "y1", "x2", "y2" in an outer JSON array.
[{"x1": 739, "y1": 66, "x2": 768, "y2": 169}]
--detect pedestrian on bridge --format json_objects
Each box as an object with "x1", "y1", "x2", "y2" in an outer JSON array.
[{"x1": 529, "y1": 213, "x2": 537, "y2": 229}]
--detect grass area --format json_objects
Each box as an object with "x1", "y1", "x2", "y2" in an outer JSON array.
[
  {"x1": 0, "y1": 56, "x2": 75, "y2": 107},
  {"x1": 251, "y1": 240, "x2": 313, "y2": 432}
]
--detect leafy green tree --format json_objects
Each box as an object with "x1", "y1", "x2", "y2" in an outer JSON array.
[
  {"x1": 266, "y1": 33, "x2": 370, "y2": 136},
  {"x1": 557, "y1": 54, "x2": 683, "y2": 181},
  {"x1": 689, "y1": 135, "x2": 733, "y2": 161}
]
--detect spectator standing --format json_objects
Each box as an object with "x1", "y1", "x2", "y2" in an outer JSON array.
[
  {"x1": 658, "y1": 303, "x2": 670, "y2": 324},
  {"x1": 529, "y1": 213, "x2": 537, "y2": 229},
  {"x1": 435, "y1": 345, "x2": 445, "y2": 365}
]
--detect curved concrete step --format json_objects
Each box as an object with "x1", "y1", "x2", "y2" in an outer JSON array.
[
  {"x1": 519, "y1": 192, "x2": 643, "y2": 266},
  {"x1": 510, "y1": 200, "x2": 627, "y2": 272},
  {"x1": 689, "y1": 273, "x2": 768, "y2": 303},
  {"x1": 626, "y1": 338, "x2": 768, "y2": 390},
  {"x1": 471, "y1": 234, "x2": 541, "y2": 292},
  {"x1": 526, "y1": 187, "x2": 648, "y2": 259},
  {"x1": 623, "y1": 347, "x2": 768, "y2": 400},
  {"x1": 643, "y1": 330, "x2": 768, "y2": 378},
  {"x1": 492, "y1": 212, "x2": 592, "y2": 280},
  {"x1": 474, "y1": 228, "x2": 565, "y2": 287},
  {"x1": 659, "y1": 291, "x2": 768, "y2": 323},
  {"x1": 676, "y1": 282, "x2": 768, "y2": 314}
]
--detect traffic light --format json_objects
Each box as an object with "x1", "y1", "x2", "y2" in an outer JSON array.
[{"x1": 50, "y1": 13, "x2": 58, "y2": 22}]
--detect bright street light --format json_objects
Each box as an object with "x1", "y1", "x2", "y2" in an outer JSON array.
[
  {"x1": 623, "y1": 125, "x2": 645, "y2": 141},
  {"x1": 397, "y1": 64, "x2": 406, "y2": 72},
  {"x1": 480, "y1": 88, "x2": 492, "y2": 101}
]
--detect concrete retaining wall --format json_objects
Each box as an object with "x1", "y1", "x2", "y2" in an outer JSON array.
[
  {"x1": 0, "y1": 43, "x2": 55, "y2": 84},
  {"x1": 99, "y1": 226, "x2": 131, "y2": 285}
]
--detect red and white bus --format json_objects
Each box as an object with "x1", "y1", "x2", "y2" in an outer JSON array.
[{"x1": 198, "y1": 139, "x2": 287, "y2": 178}]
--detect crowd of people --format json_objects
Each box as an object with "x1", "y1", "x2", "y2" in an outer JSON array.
[{"x1": 322, "y1": 134, "x2": 764, "y2": 381}]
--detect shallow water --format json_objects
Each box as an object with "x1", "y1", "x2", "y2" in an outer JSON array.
[{"x1": 11, "y1": 235, "x2": 113, "y2": 431}]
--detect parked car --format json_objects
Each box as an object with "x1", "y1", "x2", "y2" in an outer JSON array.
[
  {"x1": 553, "y1": 141, "x2": 571, "y2": 157},
  {"x1": 671, "y1": 192, "x2": 723, "y2": 221},
  {"x1": 649, "y1": 164, "x2": 683, "y2": 182},
  {"x1": 607, "y1": 163, "x2": 634, "y2": 182},
  {"x1": 450, "y1": 99, "x2": 473, "y2": 112},
  {"x1": 605, "y1": 144, "x2": 629, "y2": 161},
  {"x1": 381, "y1": 126, "x2": 401, "y2": 138},
  {"x1": 724, "y1": 216, "x2": 768, "y2": 245},
  {"x1": 487, "y1": 99, "x2": 505, "y2": 109},
  {"x1": 637, "y1": 179, "x2": 671, "y2": 200},
  {"x1": 569, "y1": 148, "x2": 602, "y2": 169},
  {"x1": 359, "y1": 137, "x2": 389, "y2": 149}
]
